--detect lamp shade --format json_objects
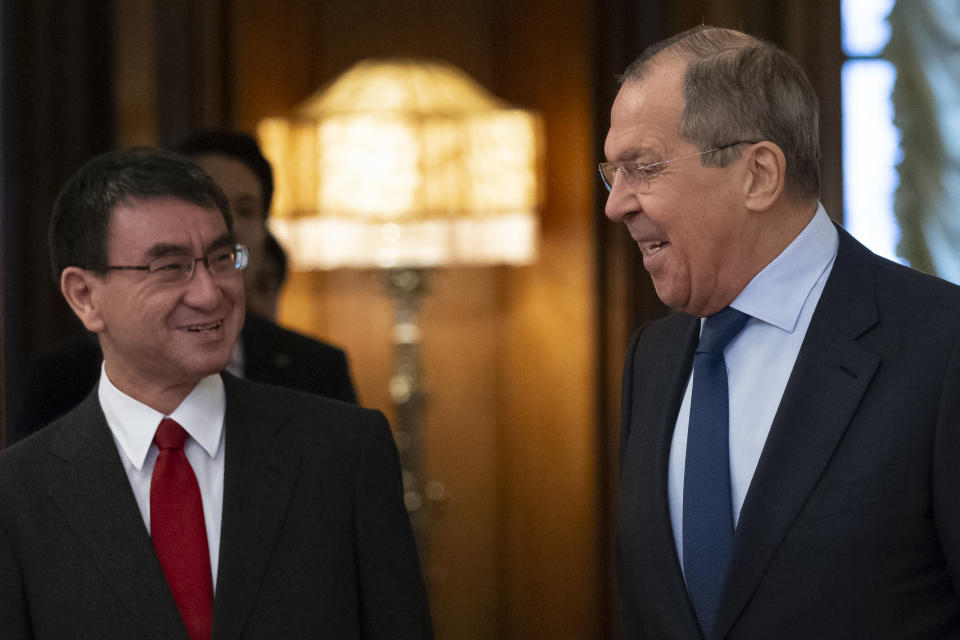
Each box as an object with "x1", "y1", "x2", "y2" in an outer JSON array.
[{"x1": 257, "y1": 58, "x2": 543, "y2": 270}]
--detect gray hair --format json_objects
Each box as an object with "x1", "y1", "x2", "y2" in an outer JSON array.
[{"x1": 621, "y1": 26, "x2": 821, "y2": 201}]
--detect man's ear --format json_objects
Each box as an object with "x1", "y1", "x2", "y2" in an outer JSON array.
[
  {"x1": 60, "y1": 267, "x2": 106, "y2": 333},
  {"x1": 743, "y1": 142, "x2": 786, "y2": 212}
]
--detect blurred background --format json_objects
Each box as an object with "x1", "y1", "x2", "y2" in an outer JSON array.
[{"x1": 3, "y1": 0, "x2": 950, "y2": 637}]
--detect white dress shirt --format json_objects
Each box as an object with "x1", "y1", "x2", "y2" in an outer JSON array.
[
  {"x1": 668, "y1": 204, "x2": 839, "y2": 568},
  {"x1": 99, "y1": 366, "x2": 226, "y2": 588}
]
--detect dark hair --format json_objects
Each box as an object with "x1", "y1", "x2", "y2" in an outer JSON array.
[
  {"x1": 262, "y1": 231, "x2": 288, "y2": 287},
  {"x1": 621, "y1": 25, "x2": 821, "y2": 201},
  {"x1": 48, "y1": 147, "x2": 232, "y2": 282},
  {"x1": 175, "y1": 130, "x2": 274, "y2": 217}
]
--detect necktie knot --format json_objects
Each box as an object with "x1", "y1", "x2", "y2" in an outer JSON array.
[
  {"x1": 155, "y1": 418, "x2": 188, "y2": 450},
  {"x1": 697, "y1": 306, "x2": 750, "y2": 355}
]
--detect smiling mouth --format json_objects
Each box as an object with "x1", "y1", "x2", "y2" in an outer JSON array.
[
  {"x1": 185, "y1": 320, "x2": 223, "y2": 332},
  {"x1": 640, "y1": 240, "x2": 669, "y2": 256}
]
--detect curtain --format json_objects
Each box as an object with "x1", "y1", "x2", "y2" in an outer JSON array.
[{"x1": 885, "y1": 0, "x2": 960, "y2": 282}]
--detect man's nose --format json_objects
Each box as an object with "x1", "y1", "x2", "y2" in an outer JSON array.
[
  {"x1": 182, "y1": 260, "x2": 223, "y2": 308},
  {"x1": 604, "y1": 178, "x2": 633, "y2": 223}
]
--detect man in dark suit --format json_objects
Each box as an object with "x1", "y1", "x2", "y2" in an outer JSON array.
[
  {"x1": 10, "y1": 132, "x2": 356, "y2": 444},
  {"x1": 604, "y1": 26, "x2": 960, "y2": 639},
  {"x1": 0, "y1": 148, "x2": 431, "y2": 638}
]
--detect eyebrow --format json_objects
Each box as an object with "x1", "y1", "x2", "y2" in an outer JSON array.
[
  {"x1": 206, "y1": 233, "x2": 235, "y2": 253},
  {"x1": 143, "y1": 233, "x2": 235, "y2": 260},
  {"x1": 624, "y1": 146, "x2": 662, "y2": 160},
  {"x1": 607, "y1": 145, "x2": 661, "y2": 163}
]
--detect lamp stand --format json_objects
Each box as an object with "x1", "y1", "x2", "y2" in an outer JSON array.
[{"x1": 382, "y1": 267, "x2": 432, "y2": 546}]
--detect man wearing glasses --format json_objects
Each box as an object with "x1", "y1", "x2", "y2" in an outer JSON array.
[
  {"x1": 0, "y1": 148, "x2": 432, "y2": 639},
  {"x1": 607, "y1": 26, "x2": 960, "y2": 639},
  {"x1": 11, "y1": 131, "x2": 357, "y2": 445}
]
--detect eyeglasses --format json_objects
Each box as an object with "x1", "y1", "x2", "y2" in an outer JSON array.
[
  {"x1": 86, "y1": 244, "x2": 249, "y2": 284},
  {"x1": 598, "y1": 140, "x2": 760, "y2": 192}
]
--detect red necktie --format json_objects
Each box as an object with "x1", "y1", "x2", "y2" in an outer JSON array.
[{"x1": 151, "y1": 418, "x2": 213, "y2": 640}]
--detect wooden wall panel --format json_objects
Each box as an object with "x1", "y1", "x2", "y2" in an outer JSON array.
[
  {"x1": 1, "y1": 0, "x2": 115, "y2": 446},
  {"x1": 592, "y1": 3, "x2": 673, "y2": 634},
  {"x1": 227, "y1": 1, "x2": 599, "y2": 638},
  {"x1": 492, "y1": 0, "x2": 600, "y2": 637},
  {"x1": 114, "y1": 0, "x2": 157, "y2": 148}
]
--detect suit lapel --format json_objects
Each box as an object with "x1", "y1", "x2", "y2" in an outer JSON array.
[
  {"x1": 211, "y1": 374, "x2": 302, "y2": 640},
  {"x1": 45, "y1": 392, "x2": 188, "y2": 640},
  {"x1": 620, "y1": 313, "x2": 704, "y2": 637},
  {"x1": 713, "y1": 228, "x2": 881, "y2": 638}
]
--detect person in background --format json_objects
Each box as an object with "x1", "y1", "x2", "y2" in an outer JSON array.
[
  {"x1": 0, "y1": 148, "x2": 432, "y2": 639},
  {"x1": 175, "y1": 131, "x2": 357, "y2": 401},
  {"x1": 174, "y1": 131, "x2": 274, "y2": 300},
  {"x1": 606, "y1": 26, "x2": 960, "y2": 639},
  {"x1": 11, "y1": 132, "x2": 356, "y2": 444},
  {"x1": 247, "y1": 231, "x2": 288, "y2": 321}
]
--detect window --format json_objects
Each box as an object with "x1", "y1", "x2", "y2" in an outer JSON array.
[{"x1": 841, "y1": 0, "x2": 906, "y2": 264}]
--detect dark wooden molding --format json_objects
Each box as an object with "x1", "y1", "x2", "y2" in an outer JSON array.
[
  {"x1": 592, "y1": 0, "x2": 672, "y2": 635},
  {"x1": 1, "y1": 0, "x2": 115, "y2": 447},
  {"x1": 155, "y1": 0, "x2": 230, "y2": 146}
]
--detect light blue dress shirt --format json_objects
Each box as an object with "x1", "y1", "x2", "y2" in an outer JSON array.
[{"x1": 669, "y1": 204, "x2": 839, "y2": 569}]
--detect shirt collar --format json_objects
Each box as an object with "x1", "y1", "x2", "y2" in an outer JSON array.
[
  {"x1": 731, "y1": 203, "x2": 839, "y2": 332},
  {"x1": 98, "y1": 365, "x2": 226, "y2": 470}
]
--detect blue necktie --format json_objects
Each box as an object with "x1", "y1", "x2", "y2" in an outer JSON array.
[{"x1": 683, "y1": 306, "x2": 750, "y2": 637}]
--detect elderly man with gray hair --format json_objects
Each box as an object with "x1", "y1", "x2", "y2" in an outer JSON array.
[{"x1": 605, "y1": 25, "x2": 960, "y2": 639}]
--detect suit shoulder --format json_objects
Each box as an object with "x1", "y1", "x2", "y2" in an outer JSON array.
[
  {"x1": 0, "y1": 416, "x2": 69, "y2": 497},
  {"x1": 243, "y1": 313, "x2": 347, "y2": 360},
  {"x1": 2, "y1": 391, "x2": 104, "y2": 465},
  {"x1": 863, "y1": 255, "x2": 960, "y2": 345},
  {"x1": 223, "y1": 375, "x2": 386, "y2": 442},
  {"x1": 628, "y1": 311, "x2": 697, "y2": 354},
  {"x1": 875, "y1": 256, "x2": 960, "y2": 305},
  {"x1": 837, "y1": 229, "x2": 960, "y2": 312}
]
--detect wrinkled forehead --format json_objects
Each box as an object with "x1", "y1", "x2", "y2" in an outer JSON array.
[
  {"x1": 605, "y1": 59, "x2": 688, "y2": 160},
  {"x1": 106, "y1": 196, "x2": 231, "y2": 259}
]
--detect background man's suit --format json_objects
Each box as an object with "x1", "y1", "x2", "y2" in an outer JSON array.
[
  {"x1": 241, "y1": 312, "x2": 357, "y2": 403},
  {"x1": 0, "y1": 373, "x2": 431, "y2": 639},
  {"x1": 11, "y1": 311, "x2": 356, "y2": 443},
  {"x1": 618, "y1": 227, "x2": 960, "y2": 639}
]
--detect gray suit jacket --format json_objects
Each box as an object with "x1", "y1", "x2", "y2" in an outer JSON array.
[
  {"x1": 618, "y1": 227, "x2": 960, "y2": 639},
  {"x1": 0, "y1": 374, "x2": 432, "y2": 639}
]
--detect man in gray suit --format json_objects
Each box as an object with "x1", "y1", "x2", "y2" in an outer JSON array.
[
  {"x1": 605, "y1": 26, "x2": 960, "y2": 639},
  {"x1": 0, "y1": 148, "x2": 432, "y2": 639}
]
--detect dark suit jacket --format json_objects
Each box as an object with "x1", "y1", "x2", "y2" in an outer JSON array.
[
  {"x1": 0, "y1": 374, "x2": 432, "y2": 639},
  {"x1": 242, "y1": 312, "x2": 357, "y2": 404},
  {"x1": 618, "y1": 227, "x2": 960, "y2": 639},
  {"x1": 11, "y1": 312, "x2": 356, "y2": 443}
]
